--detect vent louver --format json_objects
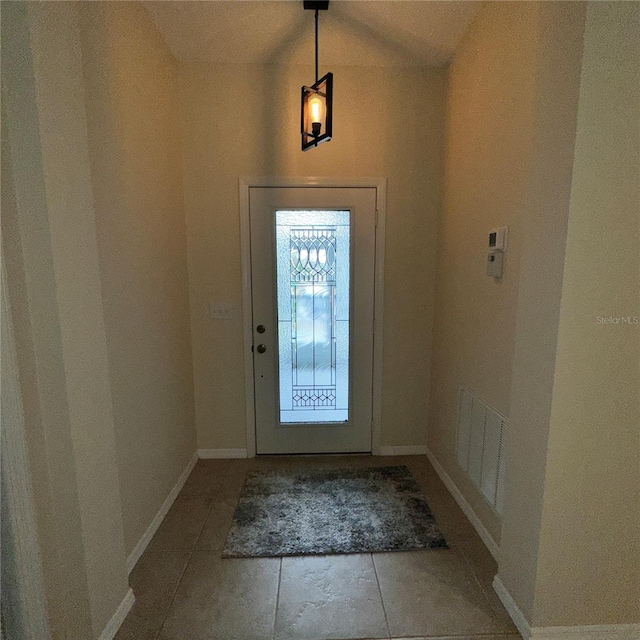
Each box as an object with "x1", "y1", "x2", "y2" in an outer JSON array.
[{"x1": 456, "y1": 386, "x2": 507, "y2": 515}]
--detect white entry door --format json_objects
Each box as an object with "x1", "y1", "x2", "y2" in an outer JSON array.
[{"x1": 249, "y1": 186, "x2": 377, "y2": 454}]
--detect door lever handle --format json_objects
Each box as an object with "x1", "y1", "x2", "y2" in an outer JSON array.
[{"x1": 256, "y1": 344, "x2": 267, "y2": 354}]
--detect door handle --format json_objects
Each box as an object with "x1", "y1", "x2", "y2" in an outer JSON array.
[
  {"x1": 256, "y1": 324, "x2": 266, "y2": 334},
  {"x1": 256, "y1": 344, "x2": 267, "y2": 354}
]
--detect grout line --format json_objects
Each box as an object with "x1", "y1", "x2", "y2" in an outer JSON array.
[
  {"x1": 370, "y1": 553, "x2": 392, "y2": 639},
  {"x1": 458, "y1": 547, "x2": 507, "y2": 627},
  {"x1": 152, "y1": 463, "x2": 231, "y2": 640},
  {"x1": 216, "y1": 459, "x2": 234, "y2": 494},
  {"x1": 152, "y1": 548, "x2": 194, "y2": 640},
  {"x1": 272, "y1": 557, "x2": 283, "y2": 640},
  {"x1": 192, "y1": 462, "x2": 229, "y2": 551}
]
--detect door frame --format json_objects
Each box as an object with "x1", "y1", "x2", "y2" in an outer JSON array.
[{"x1": 239, "y1": 177, "x2": 387, "y2": 457}]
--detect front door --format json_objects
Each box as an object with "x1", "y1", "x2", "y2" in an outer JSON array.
[{"x1": 249, "y1": 186, "x2": 377, "y2": 454}]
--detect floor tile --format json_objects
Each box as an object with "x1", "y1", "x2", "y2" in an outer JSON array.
[
  {"x1": 459, "y1": 535, "x2": 497, "y2": 584},
  {"x1": 459, "y1": 550, "x2": 518, "y2": 634},
  {"x1": 215, "y1": 468, "x2": 248, "y2": 504},
  {"x1": 114, "y1": 550, "x2": 190, "y2": 640},
  {"x1": 146, "y1": 496, "x2": 212, "y2": 552},
  {"x1": 230, "y1": 456, "x2": 293, "y2": 472},
  {"x1": 373, "y1": 549, "x2": 503, "y2": 638},
  {"x1": 482, "y1": 589, "x2": 519, "y2": 633},
  {"x1": 284, "y1": 455, "x2": 377, "y2": 470},
  {"x1": 180, "y1": 460, "x2": 229, "y2": 497},
  {"x1": 129, "y1": 456, "x2": 520, "y2": 640},
  {"x1": 408, "y1": 458, "x2": 451, "y2": 493},
  {"x1": 195, "y1": 500, "x2": 236, "y2": 551},
  {"x1": 392, "y1": 636, "x2": 521, "y2": 640},
  {"x1": 405, "y1": 461, "x2": 518, "y2": 634},
  {"x1": 409, "y1": 482, "x2": 478, "y2": 549},
  {"x1": 158, "y1": 552, "x2": 280, "y2": 640},
  {"x1": 275, "y1": 554, "x2": 388, "y2": 640}
]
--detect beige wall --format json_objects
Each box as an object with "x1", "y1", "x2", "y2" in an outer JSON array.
[
  {"x1": 532, "y1": 1, "x2": 640, "y2": 626},
  {"x1": 2, "y1": 1, "x2": 198, "y2": 636},
  {"x1": 2, "y1": 95, "x2": 96, "y2": 639},
  {"x1": 429, "y1": 0, "x2": 638, "y2": 628},
  {"x1": 498, "y1": 1, "x2": 588, "y2": 622},
  {"x1": 79, "y1": 2, "x2": 197, "y2": 556},
  {"x1": 428, "y1": 1, "x2": 540, "y2": 543},
  {"x1": 178, "y1": 63, "x2": 446, "y2": 451},
  {"x1": 2, "y1": 2, "x2": 130, "y2": 636}
]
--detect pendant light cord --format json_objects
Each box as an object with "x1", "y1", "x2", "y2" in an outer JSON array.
[{"x1": 315, "y1": 8, "x2": 319, "y2": 83}]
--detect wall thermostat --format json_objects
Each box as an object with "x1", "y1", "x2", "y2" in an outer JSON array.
[{"x1": 488, "y1": 226, "x2": 508, "y2": 251}]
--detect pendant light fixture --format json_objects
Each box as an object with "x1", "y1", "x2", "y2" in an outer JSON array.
[{"x1": 301, "y1": 0, "x2": 333, "y2": 151}]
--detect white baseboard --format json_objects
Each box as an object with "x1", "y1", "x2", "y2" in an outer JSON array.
[
  {"x1": 530, "y1": 624, "x2": 640, "y2": 639},
  {"x1": 530, "y1": 624, "x2": 640, "y2": 640},
  {"x1": 493, "y1": 576, "x2": 531, "y2": 638},
  {"x1": 97, "y1": 588, "x2": 134, "y2": 640},
  {"x1": 425, "y1": 447, "x2": 500, "y2": 560},
  {"x1": 198, "y1": 448, "x2": 248, "y2": 459},
  {"x1": 378, "y1": 445, "x2": 428, "y2": 456},
  {"x1": 493, "y1": 576, "x2": 640, "y2": 640},
  {"x1": 126, "y1": 452, "x2": 198, "y2": 574}
]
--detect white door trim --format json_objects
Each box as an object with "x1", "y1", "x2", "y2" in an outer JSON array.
[{"x1": 239, "y1": 177, "x2": 387, "y2": 457}]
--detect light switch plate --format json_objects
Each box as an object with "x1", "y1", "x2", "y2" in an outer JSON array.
[{"x1": 209, "y1": 302, "x2": 233, "y2": 320}]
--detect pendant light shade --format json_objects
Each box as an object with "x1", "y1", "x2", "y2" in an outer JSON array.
[
  {"x1": 301, "y1": 1, "x2": 333, "y2": 151},
  {"x1": 301, "y1": 72, "x2": 333, "y2": 150}
]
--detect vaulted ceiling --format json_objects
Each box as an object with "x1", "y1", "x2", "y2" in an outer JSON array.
[{"x1": 145, "y1": 1, "x2": 481, "y2": 68}]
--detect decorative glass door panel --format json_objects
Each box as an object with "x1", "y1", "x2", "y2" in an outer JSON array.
[
  {"x1": 275, "y1": 211, "x2": 350, "y2": 423},
  {"x1": 249, "y1": 186, "x2": 376, "y2": 454}
]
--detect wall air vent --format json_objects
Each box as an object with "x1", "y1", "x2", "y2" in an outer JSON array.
[{"x1": 456, "y1": 386, "x2": 507, "y2": 515}]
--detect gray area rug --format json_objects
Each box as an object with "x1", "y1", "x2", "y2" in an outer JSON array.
[{"x1": 222, "y1": 465, "x2": 447, "y2": 558}]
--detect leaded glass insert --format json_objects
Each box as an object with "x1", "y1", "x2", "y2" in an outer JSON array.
[{"x1": 276, "y1": 210, "x2": 350, "y2": 424}]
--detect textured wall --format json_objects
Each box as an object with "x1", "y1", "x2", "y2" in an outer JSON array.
[
  {"x1": 80, "y1": 2, "x2": 197, "y2": 557},
  {"x1": 533, "y1": 1, "x2": 640, "y2": 626},
  {"x1": 428, "y1": 1, "x2": 540, "y2": 544},
  {"x1": 2, "y1": 2, "x2": 131, "y2": 636}
]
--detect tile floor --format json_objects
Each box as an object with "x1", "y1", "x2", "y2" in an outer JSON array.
[{"x1": 115, "y1": 455, "x2": 521, "y2": 640}]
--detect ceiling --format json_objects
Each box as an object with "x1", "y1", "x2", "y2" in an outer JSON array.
[{"x1": 145, "y1": 1, "x2": 481, "y2": 68}]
